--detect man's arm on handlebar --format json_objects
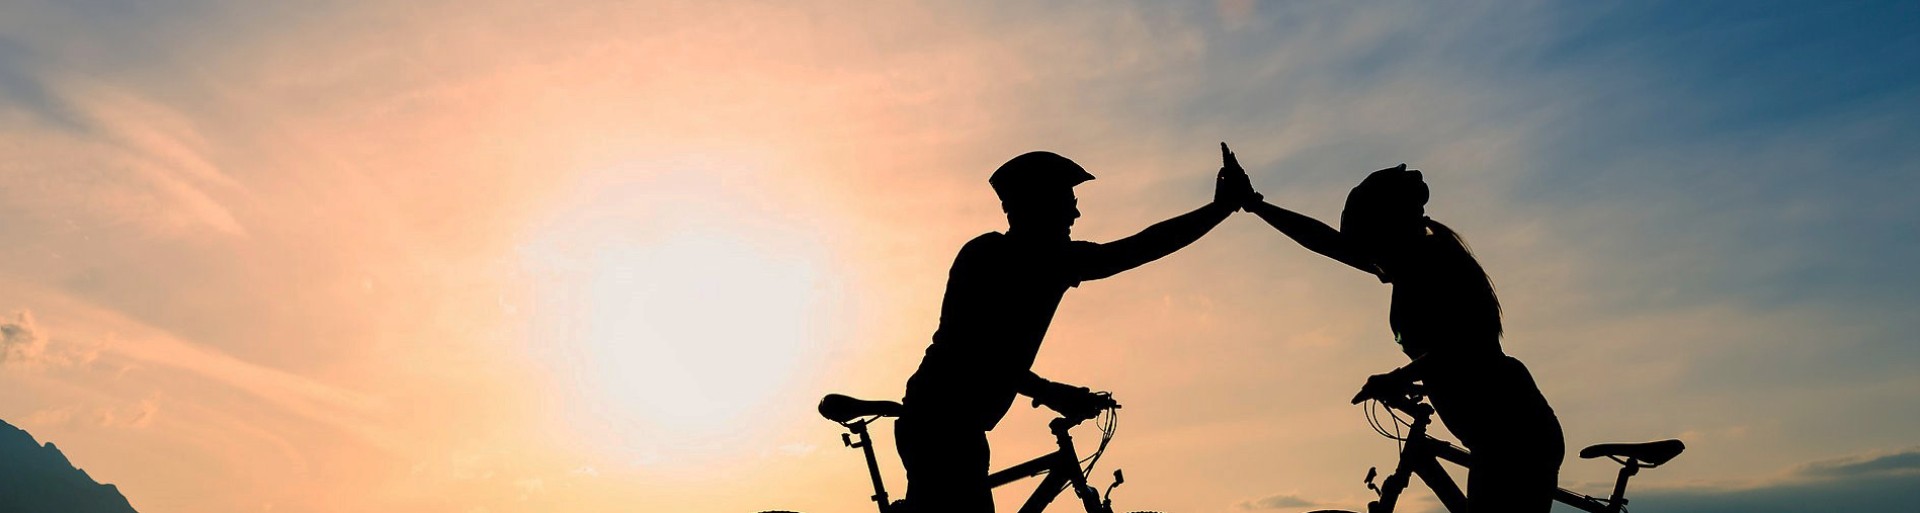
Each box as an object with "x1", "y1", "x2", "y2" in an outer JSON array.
[{"x1": 1018, "y1": 372, "x2": 1108, "y2": 416}]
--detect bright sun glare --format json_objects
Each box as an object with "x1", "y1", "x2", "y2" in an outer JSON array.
[
  {"x1": 579, "y1": 233, "x2": 813, "y2": 434},
  {"x1": 522, "y1": 169, "x2": 824, "y2": 466}
]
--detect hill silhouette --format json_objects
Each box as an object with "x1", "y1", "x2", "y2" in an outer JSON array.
[{"x1": 0, "y1": 419, "x2": 140, "y2": 513}]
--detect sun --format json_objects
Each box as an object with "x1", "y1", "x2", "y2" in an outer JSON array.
[
  {"x1": 519, "y1": 168, "x2": 827, "y2": 467},
  {"x1": 575, "y1": 232, "x2": 814, "y2": 434}
]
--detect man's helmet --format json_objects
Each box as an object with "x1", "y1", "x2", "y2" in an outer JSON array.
[{"x1": 989, "y1": 151, "x2": 1095, "y2": 202}]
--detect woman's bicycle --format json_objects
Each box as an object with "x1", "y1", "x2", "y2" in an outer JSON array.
[
  {"x1": 1311, "y1": 383, "x2": 1685, "y2": 513},
  {"x1": 808, "y1": 391, "x2": 1143, "y2": 513}
]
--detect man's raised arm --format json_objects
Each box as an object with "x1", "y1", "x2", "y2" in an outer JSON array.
[{"x1": 1077, "y1": 143, "x2": 1252, "y2": 281}]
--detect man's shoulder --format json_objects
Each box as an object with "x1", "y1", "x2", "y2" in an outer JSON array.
[
  {"x1": 959, "y1": 233, "x2": 1102, "y2": 255},
  {"x1": 958, "y1": 232, "x2": 1008, "y2": 254},
  {"x1": 948, "y1": 232, "x2": 1008, "y2": 269},
  {"x1": 967, "y1": 231, "x2": 1007, "y2": 244}
]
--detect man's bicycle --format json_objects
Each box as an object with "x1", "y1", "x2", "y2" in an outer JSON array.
[
  {"x1": 810, "y1": 392, "x2": 1145, "y2": 513},
  {"x1": 1310, "y1": 383, "x2": 1685, "y2": 513}
]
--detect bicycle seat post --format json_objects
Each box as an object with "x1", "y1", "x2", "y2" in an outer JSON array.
[
  {"x1": 841, "y1": 420, "x2": 893, "y2": 513},
  {"x1": 1605, "y1": 458, "x2": 1640, "y2": 513}
]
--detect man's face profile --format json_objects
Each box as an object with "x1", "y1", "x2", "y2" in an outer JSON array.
[{"x1": 1004, "y1": 186, "x2": 1080, "y2": 238}]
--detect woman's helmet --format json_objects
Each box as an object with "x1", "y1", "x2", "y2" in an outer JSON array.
[{"x1": 1340, "y1": 164, "x2": 1428, "y2": 239}]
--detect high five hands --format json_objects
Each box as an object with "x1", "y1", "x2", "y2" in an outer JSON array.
[
  {"x1": 1211, "y1": 146, "x2": 1432, "y2": 406},
  {"x1": 1214, "y1": 143, "x2": 1264, "y2": 210}
]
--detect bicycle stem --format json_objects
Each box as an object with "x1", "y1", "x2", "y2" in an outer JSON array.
[{"x1": 1370, "y1": 413, "x2": 1428, "y2": 513}]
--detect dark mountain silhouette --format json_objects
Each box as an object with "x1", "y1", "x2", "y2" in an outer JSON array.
[{"x1": 0, "y1": 419, "x2": 140, "y2": 513}]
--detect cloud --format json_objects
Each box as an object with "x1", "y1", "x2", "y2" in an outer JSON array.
[
  {"x1": 1791, "y1": 447, "x2": 1920, "y2": 480},
  {"x1": 1, "y1": 30, "x2": 250, "y2": 238},
  {"x1": 21, "y1": 399, "x2": 160, "y2": 430},
  {"x1": 0, "y1": 310, "x2": 48, "y2": 364},
  {"x1": 1215, "y1": 0, "x2": 1257, "y2": 29},
  {"x1": 776, "y1": 443, "x2": 816, "y2": 457},
  {"x1": 513, "y1": 477, "x2": 544, "y2": 500},
  {"x1": 22, "y1": 406, "x2": 75, "y2": 426},
  {"x1": 93, "y1": 398, "x2": 159, "y2": 429},
  {"x1": 1236, "y1": 493, "x2": 1319, "y2": 510},
  {"x1": 0, "y1": 310, "x2": 98, "y2": 368},
  {"x1": 1633, "y1": 447, "x2": 1920, "y2": 513},
  {"x1": 0, "y1": 36, "x2": 86, "y2": 131}
]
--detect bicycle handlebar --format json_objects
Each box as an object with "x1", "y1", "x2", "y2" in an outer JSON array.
[
  {"x1": 1037, "y1": 389, "x2": 1119, "y2": 423},
  {"x1": 1357, "y1": 383, "x2": 1433, "y2": 418}
]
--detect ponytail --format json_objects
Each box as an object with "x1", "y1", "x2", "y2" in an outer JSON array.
[{"x1": 1424, "y1": 218, "x2": 1503, "y2": 338}]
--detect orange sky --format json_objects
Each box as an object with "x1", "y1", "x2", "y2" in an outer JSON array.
[{"x1": 2, "y1": 1, "x2": 1917, "y2": 513}]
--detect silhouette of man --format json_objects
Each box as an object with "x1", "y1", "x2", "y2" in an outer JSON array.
[{"x1": 895, "y1": 145, "x2": 1256, "y2": 513}]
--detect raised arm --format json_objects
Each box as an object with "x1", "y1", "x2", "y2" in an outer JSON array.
[
  {"x1": 1075, "y1": 143, "x2": 1250, "y2": 281},
  {"x1": 1079, "y1": 201, "x2": 1236, "y2": 280},
  {"x1": 1244, "y1": 199, "x2": 1380, "y2": 277}
]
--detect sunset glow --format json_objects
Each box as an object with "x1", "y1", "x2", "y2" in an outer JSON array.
[{"x1": 1, "y1": 1, "x2": 1916, "y2": 513}]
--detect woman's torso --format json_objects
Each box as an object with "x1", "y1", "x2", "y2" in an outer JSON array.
[{"x1": 1387, "y1": 241, "x2": 1560, "y2": 457}]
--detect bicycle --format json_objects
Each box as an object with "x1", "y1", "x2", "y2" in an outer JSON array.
[
  {"x1": 809, "y1": 391, "x2": 1146, "y2": 513},
  {"x1": 1310, "y1": 383, "x2": 1685, "y2": 513}
]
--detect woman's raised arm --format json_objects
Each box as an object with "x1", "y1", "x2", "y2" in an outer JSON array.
[{"x1": 1244, "y1": 200, "x2": 1381, "y2": 278}]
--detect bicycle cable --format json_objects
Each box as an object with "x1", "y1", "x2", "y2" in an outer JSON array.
[
  {"x1": 1363, "y1": 399, "x2": 1414, "y2": 446},
  {"x1": 1035, "y1": 406, "x2": 1121, "y2": 496},
  {"x1": 1079, "y1": 406, "x2": 1118, "y2": 473},
  {"x1": 1364, "y1": 400, "x2": 1393, "y2": 439},
  {"x1": 1031, "y1": 405, "x2": 1120, "y2": 485}
]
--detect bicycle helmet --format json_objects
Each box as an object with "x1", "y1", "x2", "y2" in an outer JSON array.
[{"x1": 989, "y1": 151, "x2": 1095, "y2": 202}]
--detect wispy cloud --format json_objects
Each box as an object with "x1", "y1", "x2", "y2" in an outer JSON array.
[
  {"x1": 1791, "y1": 447, "x2": 1920, "y2": 480},
  {"x1": 0, "y1": 310, "x2": 52, "y2": 366},
  {"x1": 1634, "y1": 447, "x2": 1920, "y2": 513},
  {"x1": 1236, "y1": 492, "x2": 1319, "y2": 510},
  {"x1": 0, "y1": 310, "x2": 99, "y2": 368}
]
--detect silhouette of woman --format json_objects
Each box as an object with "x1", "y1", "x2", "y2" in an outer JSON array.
[{"x1": 1243, "y1": 165, "x2": 1564, "y2": 513}]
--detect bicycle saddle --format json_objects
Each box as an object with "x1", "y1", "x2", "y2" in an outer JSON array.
[
  {"x1": 1578, "y1": 439, "x2": 1685, "y2": 466},
  {"x1": 818, "y1": 394, "x2": 904, "y2": 423}
]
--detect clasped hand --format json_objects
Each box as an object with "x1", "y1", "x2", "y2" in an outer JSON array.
[{"x1": 1214, "y1": 142, "x2": 1263, "y2": 209}]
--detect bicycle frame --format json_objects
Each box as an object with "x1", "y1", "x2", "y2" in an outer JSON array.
[
  {"x1": 1353, "y1": 393, "x2": 1647, "y2": 513},
  {"x1": 1360, "y1": 398, "x2": 1466, "y2": 513},
  {"x1": 986, "y1": 416, "x2": 1113, "y2": 513},
  {"x1": 833, "y1": 412, "x2": 1118, "y2": 513}
]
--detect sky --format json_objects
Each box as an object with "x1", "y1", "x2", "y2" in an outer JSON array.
[{"x1": 0, "y1": 1, "x2": 1916, "y2": 512}]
